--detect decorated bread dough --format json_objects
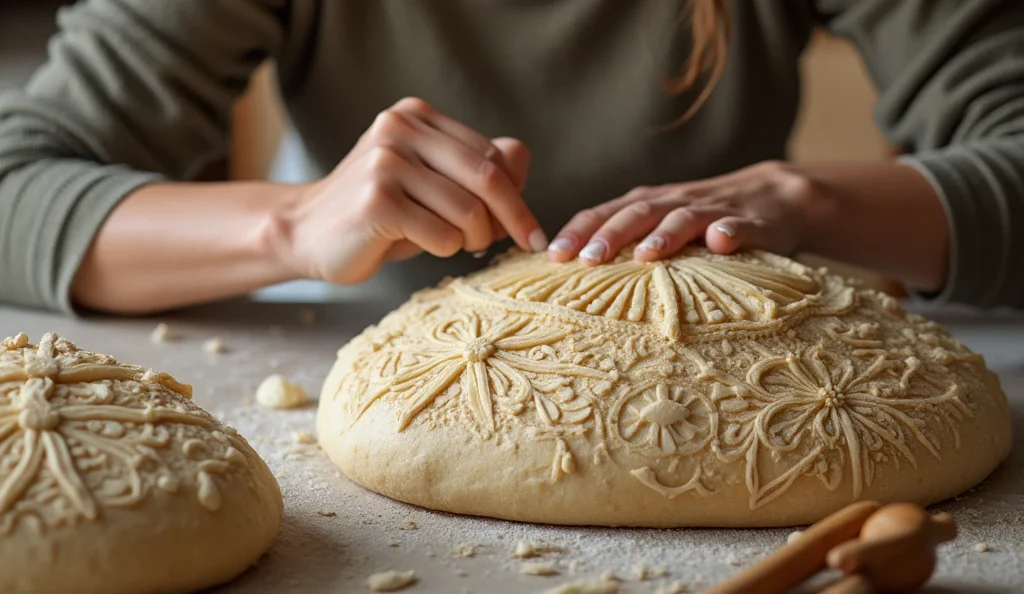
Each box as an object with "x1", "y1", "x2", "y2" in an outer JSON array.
[
  {"x1": 0, "y1": 333, "x2": 282, "y2": 593},
  {"x1": 317, "y1": 247, "x2": 1012, "y2": 527}
]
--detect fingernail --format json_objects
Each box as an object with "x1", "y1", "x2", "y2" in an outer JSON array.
[
  {"x1": 578, "y1": 240, "x2": 608, "y2": 262},
  {"x1": 547, "y1": 236, "x2": 575, "y2": 253},
  {"x1": 528, "y1": 228, "x2": 549, "y2": 252},
  {"x1": 637, "y1": 235, "x2": 666, "y2": 253},
  {"x1": 715, "y1": 224, "x2": 736, "y2": 238}
]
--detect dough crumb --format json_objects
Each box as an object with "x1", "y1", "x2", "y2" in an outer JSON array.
[
  {"x1": 388, "y1": 540, "x2": 402, "y2": 547},
  {"x1": 511, "y1": 540, "x2": 561, "y2": 558},
  {"x1": 974, "y1": 543, "x2": 992, "y2": 553},
  {"x1": 150, "y1": 323, "x2": 173, "y2": 343},
  {"x1": 400, "y1": 520, "x2": 418, "y2": 530},
  {"x1": 299, "y1": 308, "x2": 317, "y2": 324},
  {"x1": 521, "y1": 561, "x2": 559, "y2": 576},
  {"x1": 316, "y1": 510, "x2": 336, "y2": 518},
  {"x1": 451, "y1": 544, "x2": 477, "y2": 558},
  {"x1": 726, "y1": 553, "x2": 741, "y2": 566},
  {"x1": 598, "y1": 571, "x2": 620, "y2": 583},
  {"x1": 293, "y1": 430, "x2": 316, "y2": 444},
  {"x1": 543, "y1": 578, "x2": 620, "y2": 594},
  {"x1": 454, "y1": 568, "x2": 469, "y2": 577},
  {"x1": 786, "y1": 530, "x2": 803, "y2": 545},
  {"x1": 255, "y1": 374, "x2": 307, "y2": 409},
  {"x1": 366, "y1": 570, "x2": 417, "y2": 592},
  {"x1": 654, "y1": 582, "x2": 689, "y2": 594},
  {"x1": 471, "y1": 250, "x2": 488, "y2": 259},
  {"x1": 202, "y1": 337, "x2": 227, "y2": 354},
  {"x1": 633, "y1": 564, "x2": 666, "y2": 581}
]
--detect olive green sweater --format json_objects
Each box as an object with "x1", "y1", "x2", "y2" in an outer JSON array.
[{"x1": 1, "y1": 0, "x2": 1023, "y2": 312}]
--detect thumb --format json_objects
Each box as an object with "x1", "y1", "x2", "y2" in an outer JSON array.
[{"x1": 491, "y1": 137, "x2": 531, "y2": 191}]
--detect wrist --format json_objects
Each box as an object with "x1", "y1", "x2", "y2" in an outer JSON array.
[
  {"x1": 770, "y1": 162, "x2": 838, "y2": 255},
  {"x1": 254, "y1": 182, "x2": 316, "y2": 282}
]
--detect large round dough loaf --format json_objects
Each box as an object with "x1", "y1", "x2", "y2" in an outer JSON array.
[
  {"x1": 0, "y1": 333, "x2": 282, "y2": 593},
  {"x1": 318, "y1": 248, "x2": 1012, "y2": 527}
]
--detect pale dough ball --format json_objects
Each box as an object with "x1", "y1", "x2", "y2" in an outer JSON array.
[
  {"x1": 366, "y1": 570, "x2": 417, "y2": 591},
  {"x1": 255, "y1": 374, "x2": 307, "y2": 409},
  {"x1": 318, "y1": 246, "x2": 1012, "y2": 527},
  {"x1": 0, "y1": 333, "x2": 282, "y2": 594}
]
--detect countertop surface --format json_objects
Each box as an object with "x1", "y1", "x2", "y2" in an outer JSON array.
[{"x1": 2, "y1": 301, "x2": 1022, "y2": 594}]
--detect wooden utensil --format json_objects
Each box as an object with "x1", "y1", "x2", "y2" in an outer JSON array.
[
  {"x1": 826, "y1": 503, "x2": 957, "y2": 593},
  {"x1": 709, "y1": 501, "x2": 882, "y2": 594},
  {"x1": 709, "y1": 501, "x2": 956, "y2": 594}
]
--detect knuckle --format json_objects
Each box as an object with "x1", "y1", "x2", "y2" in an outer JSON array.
[
  {"x1": 365, "y1": 145, "x2": 402, "y2": 175},
  {"x1": 394, "y1": 96, "x2": 433, "y2": 115},
  {"x1": 666, "y1": 207, "x2": 696, "y2": 226},
  {"x1": 475, "y1": 157, "x2": 505, "y2": 190},
  {"x1": 570, "y1": 209, "x2": 603, "y2": 229},
  {"x1": 369, "y1": 110, "x2": 408, "y2": 142},
  {"x1": 628, "y1": 201, "x2": 654, "y2": 218},
  {"x1": 460, "y1": 200, "x2": 490, "y2": 228},
  {"x1": 436, "y1": 230, "x2": 463, "y2": 256},
  {"x1": 758, "y1": 159, "x2": 787, "y2": 173}
]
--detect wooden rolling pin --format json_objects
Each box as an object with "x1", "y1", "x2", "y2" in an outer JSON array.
[
  {"x1": 709, "y1": 501, "x2": 882, "y2": 594},
  {"x1": 710, "y1": 501, "x2": 957, "y2": 594}
]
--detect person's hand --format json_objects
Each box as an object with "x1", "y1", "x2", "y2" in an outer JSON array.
[
  {"x1": 547, "y1": 161, "x2": 817, "y2": 265},
  {"x1": 269, "y1": 97, "x2": 548, "y2": 285}
]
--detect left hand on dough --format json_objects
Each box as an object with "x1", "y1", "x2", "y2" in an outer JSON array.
[{"x1": 548, "y1": 160, "x2": 817, "y2": 265}]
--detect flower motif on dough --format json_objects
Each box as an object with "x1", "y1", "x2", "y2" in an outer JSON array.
[
  {"x1": 714, "y1": 347, "x2": 969, "y2": 509},
  {"x1": 354, "y1": 312, "x2": 608, "y2": 433},
  {"x1": 465, "y1": 248, "x2": 838, "y2": 341},
  {"x1": 614, "y1": 383, "x2": 715, "y2": 455},
  {"x1": 0, "y1": 334, "x2": 250, "y2": 535}
]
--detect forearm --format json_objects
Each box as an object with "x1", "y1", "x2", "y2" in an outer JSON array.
[
  {"x1": 794, "y1": 161, "x2": 949, "y2": 293},
  {"x1": 71, "y1": 181, "x2": 305, "y2": 315}
]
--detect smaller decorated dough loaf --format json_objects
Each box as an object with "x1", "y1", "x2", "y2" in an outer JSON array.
[
  {"x1": 0, "y1": 334, "x2": 282, "y2": 594},
  {"x1": 318, "y1": 247, "x2": 1012, "y2": 527}
]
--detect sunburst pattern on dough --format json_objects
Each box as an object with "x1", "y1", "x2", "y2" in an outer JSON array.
[
  {"x1": 459, "y1": 247, "x2": 849, "y2": 340},
  {"x1": 0, "y1": 334, "x2": 256, "y2": 535},
  {"x1": 353, "y1": 312, "x2": 608, "y2": 433},
  {"x1": 711, "y1": 346, "x2": 971, "y2": 509}
]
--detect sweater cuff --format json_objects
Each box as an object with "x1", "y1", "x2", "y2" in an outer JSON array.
[
  {"x1": 58, "y1": 166, "x2": 165, "y2": 315},
  {"x1": 2, "y1": 160, "x2": 164, "y2": 315},
  {"x1": 899, "y1": 140, "x2": 1024, "y2": 308}
]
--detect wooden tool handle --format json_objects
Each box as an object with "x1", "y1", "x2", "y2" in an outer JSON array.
[
  {"x1": 708, "y1": 501, "x2": 882, "y2": 594},
  {"x1": 820, "y1": 574, "x2": 876, "y2": 594}
]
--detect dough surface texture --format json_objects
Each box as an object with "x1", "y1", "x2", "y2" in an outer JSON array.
[
  {"x1": 0, "y1": 333, "x2": 282, "y2": 593},
  {"x1": 318, "y1": 247, "x2": 1011, "y2": 527}
]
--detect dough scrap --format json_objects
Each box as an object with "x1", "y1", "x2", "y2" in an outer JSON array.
[
  {"x1": 654, "y1": 583, "x2": 689, "y2": 594},
  {"x1": 318, "y1": 246, "x2": 1012, "y2": 527},
  {"x1": 255, "y1": 374, "x2": 307, "y2": 409},
  {"x1": 150, "y1": 322, "x2": 173, "y2": 343},
  {"x1": 366, "y1": 570, "x2": 417, "y2": 592},
  {"x1": 544, "y1": 578, "x2": 620, "y2": 594},
  {"x1": 203, "y1": 337, "x2": 227, "y2": 354},
  {"x1": 511, "y1": 540, "x2": 561, "y2": 558}
]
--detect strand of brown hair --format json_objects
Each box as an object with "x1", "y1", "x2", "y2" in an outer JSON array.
[{"x1": 666, "y1": 0, "x2": 732, "y2": 127}]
